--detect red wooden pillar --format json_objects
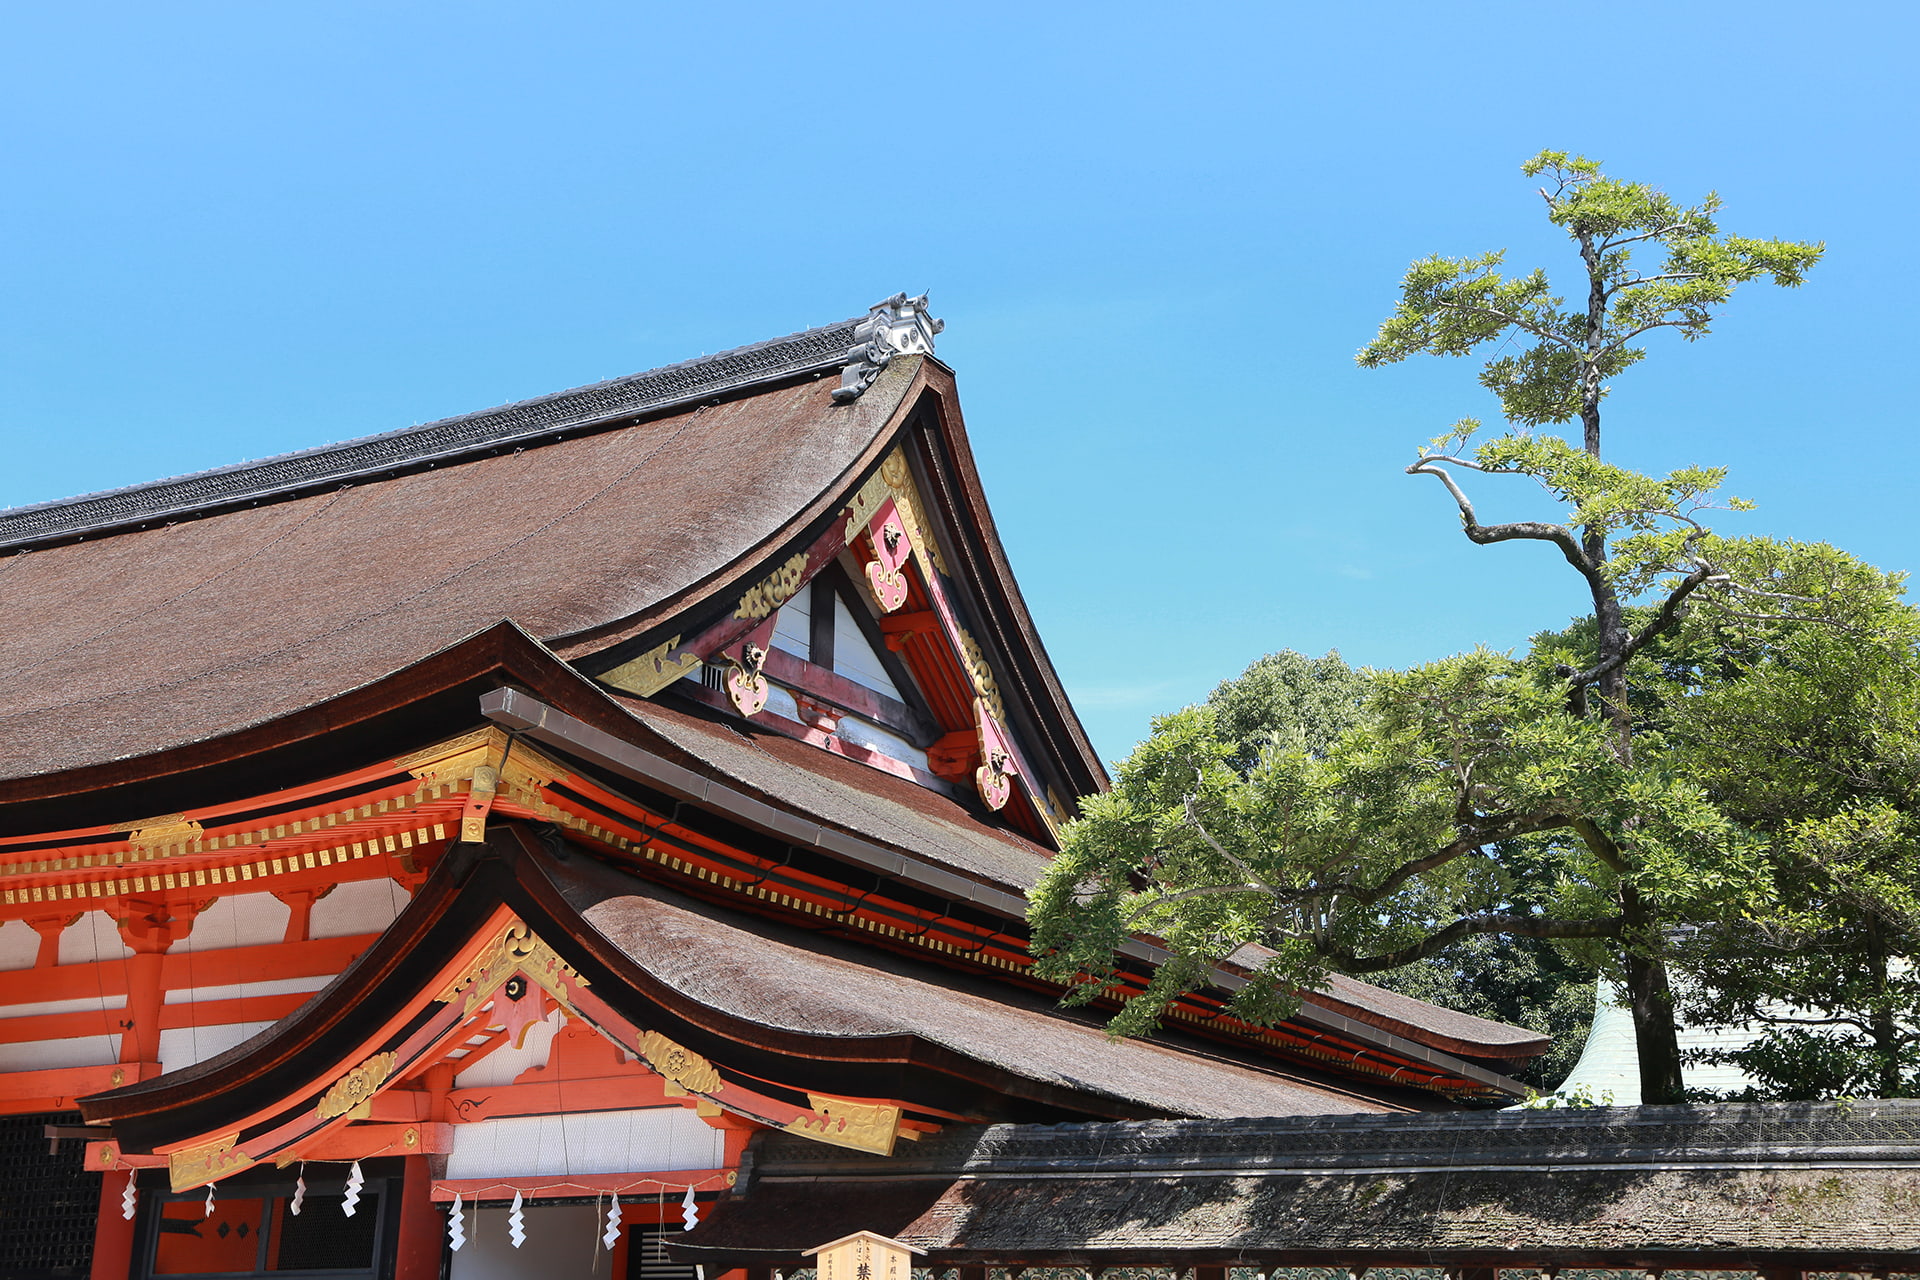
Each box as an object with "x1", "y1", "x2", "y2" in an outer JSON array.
[
  {"x1": 89, "y1": 1172, "x2": 137, "y2": 1280},
  {"x1": 393, "y1": 1155, "x2": 443, "y2": 1280}
]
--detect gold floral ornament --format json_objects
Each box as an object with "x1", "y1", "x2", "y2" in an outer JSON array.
[
  {"x1": 785, "y1": 1095, "x2": 902, "y2": 1155},
  {"x1": 435, "y1": 920, "x2": 588, "y2": 1017},
  {"x1": 168, "y1": 1134, "x2": 253, "y2": 1192},
  {"x1": 637, "y1": 1030, "x2": 722, "y2": 1095},
  {"x1": 600, "y1": 633, "x2": 703, "y2": 697},
  {"x1": 317, "y1": 1051, "x2": 397, "y2": 1122},
  {"x1": 734, "y1": 552, "x2": 809, "y2": 621}
]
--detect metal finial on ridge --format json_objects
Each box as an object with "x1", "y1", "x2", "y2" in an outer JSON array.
[{"x1": 832, "y1": 293, "x2": 944, "y2": 403}]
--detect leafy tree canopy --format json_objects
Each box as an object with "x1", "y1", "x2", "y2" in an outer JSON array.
[{"x1": 1029, "y1": 152, "x2": 1866, "y2": 1104}]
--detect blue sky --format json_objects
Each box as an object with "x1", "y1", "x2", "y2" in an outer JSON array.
[{"x1": 2, "y1": 3, "x2": 1912, "y2": 764}]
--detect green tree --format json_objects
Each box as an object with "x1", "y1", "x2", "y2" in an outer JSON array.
[
  {"x1": 1653, "y1": 545, "x2": 1920, "y2": 1098},
  {"x1": 1215, "y1": 651, "x2": 1597, "y2": 1089},
  {"x1": 1205, "y1": 649, "x2": 1372, "y2": 769},
  {"x1": 1029, "y1": 152, "x2": 1824, "y2": 1104}
]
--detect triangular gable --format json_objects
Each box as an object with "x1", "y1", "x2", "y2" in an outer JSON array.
[{"x1": 593, "y1": 433, "x2": 1082, "y2": 846}]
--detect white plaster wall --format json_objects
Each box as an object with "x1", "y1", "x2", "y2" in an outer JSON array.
[
  {"x1": 310, "y1": 879, "x2": 409, "y2": 938},
  {"x1": 0, "y1": 1032, "x2": 119, "y2": 1071},
  {"x1": 453, "y1": 1009, "x2": 562, "y2": 1088},
  {"x1": 57, "y1": 911, "x2": 134, "y2": 966},
  {"x1": 158, "y1": 1019, "x2": 276, "y2": 1074},
  {"x1": 0, "y1": 919, "x2": 39, "y2": 971},
  {"x1": 449, "y1": 1203, "x2": 604, "y2": 1280},
  {"x1": 445, "y1": 1107, "x2": 724, "y2": 1179},
  {"x1": 164, "y1": 974, "x2": 333, "y2": 1006},
  {"x1": 175, "y1": 893, "x2": 290, "y2": 952}
]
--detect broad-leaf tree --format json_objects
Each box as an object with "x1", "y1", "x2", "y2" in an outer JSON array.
[{"x1": 1029, "y1": 152, "x2": 1824, "y2": 1103}]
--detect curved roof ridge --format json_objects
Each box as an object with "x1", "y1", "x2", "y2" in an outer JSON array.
[{"x1": 0, "y1": 312, "x2": 862, "y2": 551}]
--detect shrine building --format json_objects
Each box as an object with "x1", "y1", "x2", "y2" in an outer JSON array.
[{"x1": 2, "y1": 297, "x2": 1906, "y2": 1280}]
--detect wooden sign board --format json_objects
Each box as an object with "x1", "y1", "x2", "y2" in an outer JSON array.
[{"x1": 804, "y1": 1230, "x2": 925, "y2": 1280}]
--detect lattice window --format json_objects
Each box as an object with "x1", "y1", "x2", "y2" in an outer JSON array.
[{"x1": 0, "y1": 1111, "x2": 97, "y2": 1280}]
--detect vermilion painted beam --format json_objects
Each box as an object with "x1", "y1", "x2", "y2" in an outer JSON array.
[
  {"x1": 0, "y1": 1006, "x2": 116, "y2": 1044},
  {"x1": 444, "y1": 1075, "x2": 675, "y2": 1122},
  {"x1": 0, "y1": 1063, "x2": 125, "y2": 1113},
  {"x1": 0, "y1": 932, "x2": 377, "y2": 1006},
  {"x1": 289, "y1": 1121, "x2": 452, "y2": 1160}
]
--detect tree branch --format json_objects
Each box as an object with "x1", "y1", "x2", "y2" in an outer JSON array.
[
  {"x1": 1567, "y1": 563, "x2": 1715, "y2": 688},
  {"x1": 1430, "y1": 300, "x2": 1576, "y2": 351},
  {"x1": 1571, "y1": 816, "x2": 1631, "y2": 875},
  {"x1": 1407, "y1": 459, "x2": 1596, "y2": 575},
  {"x1": 1308, "y1": 912, "x2": 1624, "y2": 973}
]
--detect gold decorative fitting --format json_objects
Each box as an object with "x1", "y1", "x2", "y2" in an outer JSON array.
[
  {"x1": 168, "y1": 1135, "x2": 253, "y2": 1192},
  {"x1": 601, "y1": 634, "x2": 704, "y2": 697},
  {"x1": 957, "y1": 629, "x2": 1007, "y2": 725},
  {"x1": 116, "y1": 814, "x2": 206, "y2": 851},
  {"x1": 846, "y1": 449, "x2": 946, "y2": 575},
  {"x1": 109, "y1": 1067, "x2": 125, "y2": 1088},
  {"x1": 733, "y1": 552, "x2": 809, "y2": 621},
  {"x1": 784, "y1": 1094, "x2": 903, "y2": 1155},
  {"x1": 726, "y1": 642, "x2": 771, "y2": 717},
  {"x1": 435, "y1": 920, "x2": 588, "y2": 1017},
  {"x1": 317, "y1": 1051, "x2": 397, "y2": 1122},
  {"x1": 637, "y1": 1030, "x2": 722, "y2": 1096}
]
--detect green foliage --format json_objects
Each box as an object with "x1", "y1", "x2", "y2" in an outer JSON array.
[
  {"x1": 1030, "y1": 150, "x2": 1867, "y2": 1104},
  {"x1": 1361, "y1": 929, "x2": 1595, "y2": 1089},
  {"x1": 1204, "y1": 650, "x2": 1372, "y2": 770},
  {"x1": 1359, "y1": 149, "x2": 1821, "y2": 432}
]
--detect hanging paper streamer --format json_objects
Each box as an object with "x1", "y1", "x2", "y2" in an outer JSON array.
[
  {"x1": 341, "y1": 1161, "x2": 364, "y2": 1217},
  {"x1": 602, "y1": 1194, "x2": 622, "y2": 1251},
  {"x1": 448, "y1": 1194, "x2": 467, "y2": 1253},
  {"x1": 507, "y1": 1190, "x2": 526, "y2": 1248},
  {"x1": 680, "y1": 1183, "x2": 700, "y2": 1230},
  {"x1": 204, "y1": 1185, "x2": 216, "y2": 1218},
  {"x1": 120, "y1": 1171, "x2": 137, "y2": 1222},
  {"x1": 290, "y1": 1165, "x2": 307, "y2": 1217}
]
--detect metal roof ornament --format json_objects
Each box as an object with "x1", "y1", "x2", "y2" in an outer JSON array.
[{"x1": 832, "y1": 293, "x2": 943, "y2": 403}]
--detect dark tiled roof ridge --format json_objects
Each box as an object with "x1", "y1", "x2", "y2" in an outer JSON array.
[
  {"x1": 744, "y1": 1098, "x2": 1920, "y2": 1176},
  {"x1": 0, "y1": 312, "x2": 864, "y2": 551}
]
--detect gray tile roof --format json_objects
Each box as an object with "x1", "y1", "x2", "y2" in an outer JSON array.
[{"x1": 0, "y1": 315, "x2": 860, "y2": 551}]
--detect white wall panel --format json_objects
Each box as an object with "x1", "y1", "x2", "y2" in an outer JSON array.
[
  {"x1": 310, "y1": 879, "x2": 409, "y2": 938},
  {"x1": 158, "y1": 1020, "x2": 274, "y2": 1073},
  {"x1": 176, "y1": 893, "x2": 289, "y2": 952},
  {"x1": 453, "y1": 1010, "x2": 561, "y2": 1088},
  {"x1": 0, "y1": 1033, "x2": 118, "y2": 1071},
  {"x1": 0, "y1": 919, "x2": 38, "y2": 971},
  {"x1": 445, "y1": 1107, "x2": 724, "y2": 1179},
  {"x1": 57, "y1": 911, "x2": 133, "y2": 966}
]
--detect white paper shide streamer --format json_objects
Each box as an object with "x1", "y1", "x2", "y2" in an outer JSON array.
[
  {"x1": 290, "y1": 1165, "x2": 307, "y2": 1217},
  {"x1": 602, "y1": 1194, "x2": 622, "y2": 1251},
  {"x1": 341, "y1": 1161, "x2": 364, "y2": 1217},
  {"x1": 120, "y1": 1172, "x2": 137, "y2": 1222},
  {"x1": 204, "y1": 1185, "x2": 216, "y2": 1219},
  {"x1": 681, "y1": 1184, "x2": 700, "y2": 1230},
  {"x1": 508, "y1": 1190, "x2": 526, "y2": 1248},
  {"x1": 448, "y1": 1193, "x2": 467, "y2": 1252}
]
